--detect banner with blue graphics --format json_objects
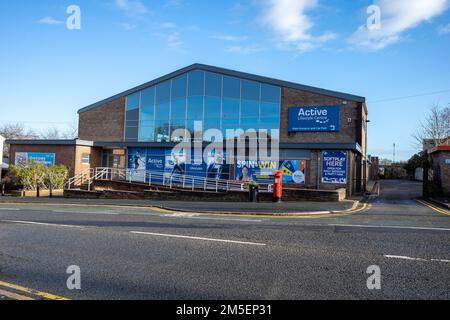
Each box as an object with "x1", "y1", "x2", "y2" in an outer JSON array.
[
  {"x1": 15, "y1": 152, "x2": 55, "y2": 167},
  {"x1": 288, "y1": 106, "x2": 340, "y2": 132}
]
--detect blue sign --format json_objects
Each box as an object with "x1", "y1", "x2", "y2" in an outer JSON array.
[
  {"x1": 288, "y1": 106, "x2": 340, "y2": 132},
  {"x1": 322, "y1": 151, "x2": 347, "y2": 184},
  {"x1": 15, "y1": 152, "x2": 55, "y2": 167}
]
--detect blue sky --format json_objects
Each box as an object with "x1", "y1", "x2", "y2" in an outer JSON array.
[{"x1": 1, "y1": 0, "x2": 450, "y2": 160}]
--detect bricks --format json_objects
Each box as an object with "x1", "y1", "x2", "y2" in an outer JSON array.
[
  {"x1": 78, "y1": 97, "x2": 125, "y2": 141},
  {"x1": 280, "y1": 87, "x2": 361, "y2": 145},
  {"x1": 9, "y1": 144, "x2": 102, "y2": 177}
]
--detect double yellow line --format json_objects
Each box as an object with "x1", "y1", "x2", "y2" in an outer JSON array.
[
  {"x1": 416, "y1": 199, "x2": 450, "y2": 216},
  {"x1": 0, "y1": 280, "x2": 69, "y2": 301}
]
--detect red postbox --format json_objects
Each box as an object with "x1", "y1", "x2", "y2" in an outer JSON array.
[{"x1": 273, "y1": 170, "x2": 283, "y2": 202}]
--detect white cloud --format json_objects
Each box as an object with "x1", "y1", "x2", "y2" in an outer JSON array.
[
  {"x1": 36, "y1": 17, "x2": 64, "y2": 25},
  {"x1": 227, "y1": 44, "x2": 264, "y2": 55},
  {"x1": 350, "y1": 0, "x2": 450, "y2": 50},
  {"x1": 261, "y1": 0, "x2": 337, "y2": 52},
  {"x1": 439, "y1": 22, "x2": 450, "y2": 34},
  {"x1": 212, "y1": 34, "x2": 248, "y2": 41},
  {"x1": 120, "y1": 23, "x2": 136, "y2": 30},
  {"x1": 160, "y1": 22, "x2": 177, "y2": 29},
  {"x1": 115, "y1": 0, "x2": 149, "y2": 15},
  {"x1": 167, "y1": 32, "x2": 183, "y2": 48}
]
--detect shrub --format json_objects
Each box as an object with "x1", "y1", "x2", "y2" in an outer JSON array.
[{"x1": 4, "y1": 162, "x2": 68, "y2": 191}]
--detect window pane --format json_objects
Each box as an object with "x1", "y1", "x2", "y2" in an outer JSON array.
[
  {"x1": 222, "y1": 98, "x2": 240, "y2": 119},
  {"x1": 242, "y1": 80, "x2": 260, "y2": 101},
  {"x1": 204, "y1": 118, "x2": 221, "y2": 130},
  {"x1": 241, "y1": 100, "x2": 259, "y2": 118},
  {"x1": 204, "y1": 96, "x2": 221, "y2": 119},
  {"x1": 141, "y1": 87, "x2": 154, "y2": 108},
  {"x1": 155, "y1": 102, "x2": 170, "y2": 122},
  {"x1": 154, "y1": 121, "x2": 170, "y2": 142},
  {"x1": 205, "y1": 72, "x2": 222, "y2": 97},
  {"x1": 259, "y1": 117, "x2": 280, "y2": 130},
  {"x1": 187, "y1": 96, "x2": 203, "y2": 120},
  {"x1": 155, "y1": 81, "x2": 170, "y2": 104},
  {"x1": 125, "y1": 126, "x2": 139, "y2": 141},
  {"x1": 241, "y1": 118, "x2": 259, "y2": 131},
  {"x1": 171, "y1": 98, "x2": 186, "y2": 120},
  {"x1": 223, "y1": 76, "x2": 240, "y2": 99},
  {"x1": 260, "y1": 102, "x2": 280, "y2": 117},
  {"x1": 126, "y1": 92, "x2": 140, "y2": 110},
  {"x1": 188, "y1": 71, "x2": 204, "y2": 96},
  {"x1": 171, "y1": 75, "x2": 187, "y2": 99},
  {"x1": 139, "y1": 125, "x2": 155, "y2": 142},
  {"x1": 261, "y1": 84, "x2": 280, "y2": 103}
]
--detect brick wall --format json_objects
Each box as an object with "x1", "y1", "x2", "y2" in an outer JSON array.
[
  {"x1": 432, "y1": 151, "x2": 450, "y2": 196},
  {"x1": 280, "y1": 87, "x2": 361, "y2": 145},
  {"x1": 9, "y1": 144, "x2": 76, "y2": 176},
  {"x1": 78, "y1": 97, "x2": 125, "y2": 141},
  {"x1": 74, "y1": 145, "x2": 103, "y2": 176}
]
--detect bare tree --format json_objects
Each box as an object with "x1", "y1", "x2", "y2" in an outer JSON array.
[
  {"x1": 40, "y1": 124, "x2": 78, "y2": 140},
  {"x1": 0, "y1": 123, "x2": 38, "y2": 158},
  {"x1": 414, "y1": 104, "x2": 450, "y2": 150}
]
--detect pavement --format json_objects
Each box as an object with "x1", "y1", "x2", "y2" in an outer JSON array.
[
  {"x1": 0, "y1": 179, "x2": 449, "y2": 300},
  {"x1": 0, "y1": 196, "x2": 360, "y2": 215}
]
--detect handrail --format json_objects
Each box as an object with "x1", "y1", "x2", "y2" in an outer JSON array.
[{"x1": 66, "y1": 167, "x2": 274, "y2": 193}]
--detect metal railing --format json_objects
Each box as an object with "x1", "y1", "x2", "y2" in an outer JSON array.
[{"x1": 67, "y1": 167, "x2": 273, "y2": 193}]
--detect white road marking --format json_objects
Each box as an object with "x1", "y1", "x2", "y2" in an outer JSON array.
[
  {"x1": 384, "y1": 255, "x2": 450, "y2": 263},
  {"x1": 4, "y1": 220, "x2": 85, "y2": 229},
  {"x1": 51, "y1": 210, "x2": 119, "y2": 215},
  {"x1": 0, "y1": 208, "x2": 20, "y2": 211},
  {"x1": 130, "y1": 231, "x2": 266, "y2": 246},
  {"x1": 329, "y1": 224, "x2": 450, "y2": 232},
  {"x1": 163, "y1": 214, "x2": 262, "y2": 223}
]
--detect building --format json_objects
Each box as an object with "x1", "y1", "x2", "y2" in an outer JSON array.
[
  {"x1": 7, "y1": 64, "x2": 369, "y2": 195},
  {"x1": 426, "y1": 145, "x2": 450, "y2": 197},
  {"x1": 0, "y1": 135, "x2": 4, "y2": 181}
]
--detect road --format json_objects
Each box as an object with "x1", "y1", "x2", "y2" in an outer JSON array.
[{"x1": 0, "y1": 179, "x2": 449, "y2": 300}]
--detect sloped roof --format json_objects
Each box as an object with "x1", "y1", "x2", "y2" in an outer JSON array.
[{"x1": 78, "y1": 64, "x2": 366, "y2": 114}]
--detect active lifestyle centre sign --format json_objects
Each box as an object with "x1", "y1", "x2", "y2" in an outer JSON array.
[{"x1": 288, "y1": 106, "x2": 340, "y2": 132}]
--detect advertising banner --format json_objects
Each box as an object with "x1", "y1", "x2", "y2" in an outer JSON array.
[
  {"x1": 288, "y1": 106, "x2": 340, "y2": 132},
  {"x1": 322, "y1": 151, "x2": 347, "y2": 184},
  {"x1": 15, "y1": 152, "x2": 55, "y2": 167},
  {"x1": 127, "y1": 148, "x2": 147, "y2": 182},
  {"x1": 235, "y1": 160, "x2": 306, "y2": 184},
  {"x1": 127, "y1": 147, "x2": 230, "y2": 183}
]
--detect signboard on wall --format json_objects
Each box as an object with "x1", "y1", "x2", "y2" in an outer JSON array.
[
  {"x1": 288, "y1": 106, "x2": 340, "y2": 132},
  {"x1": 235, "y1": 160, "x2": 307, "y2": 184},
  {"x1": 322, "y1": 151, "x2": 347, "y2": 184},
  {"x1": 14, "y1": 152, "x2": 55, "y2": 167}
]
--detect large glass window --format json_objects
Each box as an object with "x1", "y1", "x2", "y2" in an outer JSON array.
[
  {"x1": 128, "y1": 69, "x2": 281, "y2": 143},
  {"x1": 261, "y1": 84, "x2": 280, "y2": 103},
  {"x1": 205, "y1": 72, "x2": 222, "y2": 97},
  {"x1": 171, "y1": 75, "x2": 187, "y2": 99},
  {"x1": 223, "y1": 76, "x2": 240, "y2": 99},
  {"x1": 126, "y1": 92, "x2": 140, "y2": 110},
  {"x1": 156, "y1": 81, "x2": 171, "y2": 104},
  {"x1": 188, "y1": 71, "x2": 204, "y2": 96},
  {"x1": 242, "y1": 80, "x2": 260, "y2": 101}
]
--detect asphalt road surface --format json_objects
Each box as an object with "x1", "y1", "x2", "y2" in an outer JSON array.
[{"x1": 0, "y1": 180, "x2": 449, "y2": 300}]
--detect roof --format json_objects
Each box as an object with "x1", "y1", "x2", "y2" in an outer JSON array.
[
  {"x1": 5, "y1": 139, "x2": 94, "y2": 147},
  {"x1": 78, "y1": 63, "x2": 366, "y2": 114},
  {"x1": 429, "y1": 145, "x2": 450, "y2": 154}
]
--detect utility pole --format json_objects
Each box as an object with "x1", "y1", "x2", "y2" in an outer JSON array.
[{"x1": 393, "y1": 143, "x2": 396, "y2": 164}]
